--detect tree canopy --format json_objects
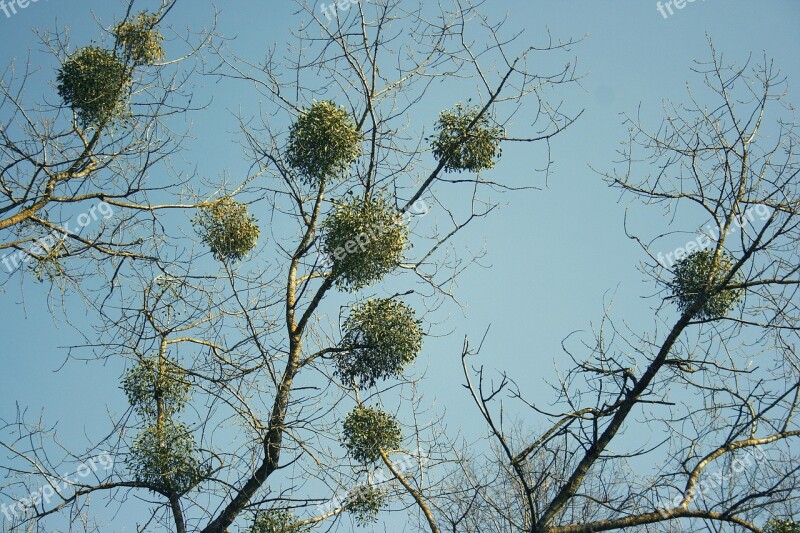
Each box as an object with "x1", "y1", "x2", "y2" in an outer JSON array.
[{"x1": 0, "y1": 1, "x2": 797, "y2": 532}]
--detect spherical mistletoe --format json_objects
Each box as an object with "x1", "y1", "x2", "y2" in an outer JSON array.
[
  {"x1": 669, "y1": 249, "x2": 743, "y2": 320},
  {"x1": 321, "y1": 196, "x2": 408, "y2": 291},
  {"x1": 122, "y1": 357, "x2": 191, "y2": 419},
  {"x1": 765, "y1": 520, "x2": 800, "y2": 533},
  {"x1": 431, "y1": 103, "x2": 504, "y2": 173},
  {"x1": 337, "y1": 298, "x2": 423, "y2": 389},
  {"x1": 251, "y1": 510, "x2": 307, "y2": 533},
  {"x1": 57, "y1": 46, "x2": 130, "y2": 127},
  {"x1": 113, "y1": 11, "x2": 166, "y2": 66},
  {"x1": 347, "y1": 485, "x2": 386, "y2": 526},
  {"x1": 285, "y1": 101, "x2": 361, "y2": 184},
  {"x1": 128, "y1": 419, "x2": 208, "y2": 494},
  {"x1": 342, "y1": 405, "x2": 402, "y2": 464},
  {"x1": 193, "y1": 197, "x2": 260, "y2": 261}
]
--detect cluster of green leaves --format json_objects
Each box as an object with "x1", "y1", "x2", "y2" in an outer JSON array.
[
  {"x1": 31, "y1": 240, "x2": 68, "y2": 282},
  {"x1": 430, "y1": 103, "x2": 504, "y2": 172},
  {"x1": 765, "y1": 520, "x2": 800, "y2": 533},
  {"x1": 57, "y1": 11, "x2": 163, "y2": 127},
  {"x1": 251, "y1": 510, "x2": 308, "y2": 533},
  {"x1": 286, "y1": 101, "x2": 362, "y2": 184},
  {"x1": 669, "y1": 249, "x2": 743, "y2": 320},
  {"x1": 122, "y1": 357, "x2": 191, "y2": 418},
  {"x1": 128, "y1": 419, "x2": 208, "y2": 494},
  {"x1": 113, "y1": 11, "x2": 166, "y2": 66},
  {"x1": 342, "y1": 405, "x2": 402, "y2": 464},
  {"x1": 124, "y1": 355, "x2": 206, "y2": 494},
  {"x1": 337, "y1": 298, "x2": 423, "y2": 388},
  {"x1": 57, "y1": 46, "x2": 130, "y2": 127},
  {"x1": 321, "y1": 195, "x2": 408, "y2": 291},
  {"x1": 193, "y1": 197, "x2": 260, "y2": 261},
  {"x1": 347, "y1": 485, "x2": 386, "y2": 526}
]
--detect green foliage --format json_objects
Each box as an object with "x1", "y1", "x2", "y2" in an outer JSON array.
[
  {"x1": 193, "y1": 197, "x2": 260, "y2": 261},
  {"x1": 285, "y1": 101, "x2": 361, "y2": 184},
  {"x1": 128, "y1": 419, "x2": 208, "y2": 494},
  {"x1": 430, "y1": 103, "x2": 504, "y2": 173},
  {"x1": 347, "y1": 485, "x2": 386, "y2": 526},
  {"x1": 251, "y1": 510, "x2": 308, "y2": 533},
  {"x1": 342, "y1": 406, "x2": 402, "y2": 464},
  {"x1": 31, "y1": 239, "x2": 67, "y2": 282},
  {"x1": 337, "y1": 298, "x2": 423, "y2": 388},
  {"x1": 113, "y1": 11, "x2": 165, "y2": 66},
  {"x1": 57, "y1": 46, "x2": 130, "y2": 127},
  {"x1": 32, "y1": 254, "x2": 65, "y2": 282},
  {"x1": 122, "y1": 357, "x2": 191, "y2": 418},
  {"x1": 765, "y1": 520, "x2": 800, "y2": 533},
  {"x1": 669, "y1": 249, "x2": 743, "y2": 320},
  {"x1": 321, "y1": 195, "x2": 408, "y2": 291}
]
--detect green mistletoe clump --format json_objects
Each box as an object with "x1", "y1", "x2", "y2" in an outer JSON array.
[
  {"x1": 431, "y1": 103, "x2": 504, "y2": 172},
  {"x1": 337, "y1": 298, "x2": 423, "y2": 388},
  {"x1": 765, "y1": 520, "x2": 800, "y2": 533},
  {"x1": 193, "y1": 197, "x2": 260, "y2": 261},
  {"x1": 347, "y1": 485, "x2": 386, "y2": 526},
  {"x1": 286, "y1": 100, "x2": 361, "y2": 184},
  {"x1": 342, "y1": 405, "x2": 402, "y2": 465},
  {"x1": 321, "y1": 195, "x2": 408, "y2": 291},
  {"x1": 128, "y1": 419, "x2": 208, "y2": 494},
  {"x1": 57, "y1": 46, "x2": 130, "y2": 127},
  {"x1": 123, "y1": 357, "x2": 190, "y2": 418},
  {"x1": 113, "y1": 11, "x2": 166, "y2": 66},
  {"x1": 669, "y1": 249, "x2": 743, "y2": 320},
  {"x1": 251, "y1": 509, "x2": 308, "y2": 533},
  {"x1": 123, "y1": 353, "x2": 207, "y2": 495}
]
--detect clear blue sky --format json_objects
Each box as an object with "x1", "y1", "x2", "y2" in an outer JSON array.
[{"x1": 1, "y1": 0, "x2": 798, "y2": 530}]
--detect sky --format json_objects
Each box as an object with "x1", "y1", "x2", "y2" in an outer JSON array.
[{"x1": 0, "y1": 0, "x2": 799, "y2": 531}]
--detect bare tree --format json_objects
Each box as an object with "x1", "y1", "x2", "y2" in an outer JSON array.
[
  {"x1": 438, "y1": 44, "x2": 800, "y2": 532},
  {"x1": 0, "y1": 0, "x2": 580, "y2": 531},
  {"x1": 0, "y1": 0, "x2": 215, "y2": 291}
]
